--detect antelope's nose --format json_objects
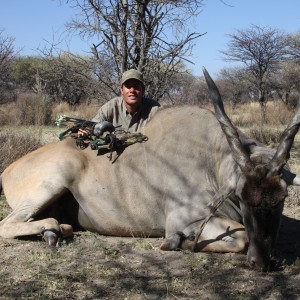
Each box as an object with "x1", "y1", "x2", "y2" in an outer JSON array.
[{"x1": 247, "y1": 246, "x2": 269, "y2": 272}]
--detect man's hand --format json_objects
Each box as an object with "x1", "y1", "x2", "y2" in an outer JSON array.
[{"x1": 78, "y1": 128, "x2": 91, "y2": 136}]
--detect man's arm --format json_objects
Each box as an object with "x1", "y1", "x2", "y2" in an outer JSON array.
[
  {"x1": 79, "y1": 98, "x2": 117, "y2": 136},
  {"x1": 91, "y1": 107, "x2": 107, "y2": 123},
  {"x1": 91, "y1": 98, "x2": 119, "y2": 123}
]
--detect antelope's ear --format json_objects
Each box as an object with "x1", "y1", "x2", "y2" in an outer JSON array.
[{"x1": 282, "y1": 168, "x2": 300, "y2": 186}]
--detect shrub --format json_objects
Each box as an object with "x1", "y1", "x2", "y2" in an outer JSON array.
[
  {"x1": 51, "y1": 102, "x2": 100, "y2": 121},
  {"x1": 0, "y1": 103, "x2": 19, "y2": 126},
  {"x1": 51, "y1": 102, "x2": 73, "y2": 120},
  {"x1": 230, "y1": 101, "x2": 293, "y2": 127},
  {"x1": 16, "y1": 92, "x2": 52, "y2": 126},
  {"x1": 248, "y1": 125, "x2": 283, "y2": 146},
  {"x1": 0, "y1": 129, "x2": 43, "y2": 172}
]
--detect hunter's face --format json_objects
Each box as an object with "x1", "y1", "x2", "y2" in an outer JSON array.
[{"x1": 120, "y1": 79, "x2": 144, "y2": 114}]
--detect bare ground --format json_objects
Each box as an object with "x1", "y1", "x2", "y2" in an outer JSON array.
[{"x1": 0, "y1": 187, "x2": 300, "y2": 300}]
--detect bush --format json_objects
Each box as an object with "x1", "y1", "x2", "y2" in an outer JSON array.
[
  {"x1": 0, "y1": 129, "x2": 43, "y2": 172},
  {"x1": 16, "y1": 92, "x2": 52, "y2": 126},
  {"x1": 230, "y1": 101, "x2": 293, "y2": 127},
  {"x1": 0, "y1": 103, "x2": 19, "y2": 126},
  {"x1": 51, "y1": 102, "x2": 99, "y2": 121},
  {"x1": 249, "y1": 125, "x2": 283, "y2": 146}
]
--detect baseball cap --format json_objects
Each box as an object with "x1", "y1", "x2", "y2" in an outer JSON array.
[{"x1": 121, "y1": 69, "x2": 144, "y2": 86}]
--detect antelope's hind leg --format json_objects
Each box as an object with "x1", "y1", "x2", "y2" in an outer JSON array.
[
  {"x1": 0, "y1": 188, "x2": 74, "y2": 247},
  {"x1": 0, "y1": 138, "x2": 85, "y2": 246}
]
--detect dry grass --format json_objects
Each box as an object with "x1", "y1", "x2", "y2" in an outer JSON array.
[
  {"x1": 0, "y1": 127, "x2": 44, "y2": 173},
  {"x1": 228, "y1": 101, "x2": 293, "y2": 127},
  {"x1": 0, "y1": 92, "x2": 53, "y2": 126},
  {"x1": 0, "y1": 102, "x2": 19, "y2": 126},
  {"x1": 51, "y1": 102, "x2": 100, "y2": 121},
  {"x1": 0, "y1": 100, "x2": 100, "y2": 173},
  {"x1": 0, "y1": 96, "x2": 101, "y2": 127},
  {"x1": 16, "y1": 92, "x2": 53, "y2": 126},
  {"x1": 223, "y1": 101, "x2": 295, "y2": 146}
]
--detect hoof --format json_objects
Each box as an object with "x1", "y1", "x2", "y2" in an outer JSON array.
[
  {"x1": 160, "y1": 232, "x2": 186, "y2": 251},
  {"x1": 160, "y1": 241, "x2": 171, "y2": 251},
  {"x1": 60, "y1": 224, "x2": 73, "y2": 238},
  {"x1": 42, "y1": 230, "x2": 61, "y2": 248}
]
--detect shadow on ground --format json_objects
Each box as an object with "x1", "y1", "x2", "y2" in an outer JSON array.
[{"x1": 277, "y1": 215, "x2": 300, "y2": 264}]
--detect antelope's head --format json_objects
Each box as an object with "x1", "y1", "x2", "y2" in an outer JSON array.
[{"x1": 203, "y1": 67, "x2": 300, "y2": 271}]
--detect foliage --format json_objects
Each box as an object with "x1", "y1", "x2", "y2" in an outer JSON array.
[
  {"x1": 10, "y1": 56, "x2": 42, "y2": 89},
  {"x1": 16, "y1": 92, "x2": 53, "y2": 126},
  {"x1": 218, "y1": 31, "x2": 300, "y2": 110},
  {"x1": 0, "y1": 29, "x2": 16, "y2": 104},
  {"x1": 268, "y1": 33, "x2": 300, "y2": 108},
  {"x1": 249, "y1": 125, "x2": 282, "y2": 146},
  {"x1": 286, "y1": 32, "x2": 300, "y2": 62},
  {"x1": 0, "y1": 29, "x2": 15, "y2": 81},
  {"x1": 3, "y1": 14, "x2": 300, "y2": 109},
  {"x1": 221, "y1": 25, "x2": 288, "y2": 122},
  {"x1": 218, "y1": 67, "x2": 251, "y2": 106},
  {"x1": 59, "y1": 0, "x2": 204, "y2": 100},
  {"x1": 11, "y1": 54, "x2": 95, "y2": 105},
  {"x1": 268, "y1": 61, "x2": 300, "y2": 108},
  {"x1": 0, "y1": 128, "x2": 43, "y2": 173},
  {"x1": 40, "y1": 53, "x2": 93, "y2": 105}
]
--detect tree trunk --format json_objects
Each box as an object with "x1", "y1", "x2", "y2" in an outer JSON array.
[{"x1": 259, "y1": 89, "x2": 267, "y2": 123}]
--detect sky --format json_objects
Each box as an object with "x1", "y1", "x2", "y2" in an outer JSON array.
[{"x1": 1, "y1": 0, "x2": 300, "y2": 77}]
